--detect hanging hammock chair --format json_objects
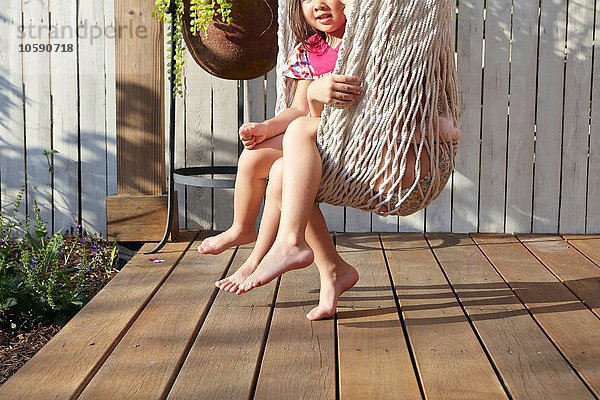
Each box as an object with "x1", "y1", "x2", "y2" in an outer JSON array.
[{"x1": 275, "y1": 0, "x2": 460, "y2": 216}]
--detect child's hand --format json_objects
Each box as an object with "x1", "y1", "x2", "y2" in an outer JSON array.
[
  {"x1": 307, "y1": 75, "x2": 363, "y2": 107},
  {"x1": 239, "y1": 122, "x2": 269, "y2": 150}
]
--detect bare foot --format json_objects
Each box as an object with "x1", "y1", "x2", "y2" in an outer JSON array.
[
  {"x1": 215, "y1": 259, "x2": 258, "y2": 293},
  {"x1": 439, "y1": 115, "x2": 461, "y2": 142},
  {"x1": 198, "y1": 227, "x2": 257, "y2": 255},
  {"x1": 306, "y1": 262, "x2": 359, "y2": 320},
  {"x1": 237, "y1": 240, "x2": 314, "y2": 294}
]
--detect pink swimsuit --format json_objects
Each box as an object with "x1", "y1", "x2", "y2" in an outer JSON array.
[{"x1": 282, "y1": 34, "x2": 341, "y2": 80}]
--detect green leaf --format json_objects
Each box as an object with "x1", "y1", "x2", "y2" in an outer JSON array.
[{"x1": 0, "y1": 297, "x2": 17, "y2": 309}]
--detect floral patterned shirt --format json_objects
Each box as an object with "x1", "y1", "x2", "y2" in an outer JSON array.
[{"x1": 282, "y1": 34, "x2": 342, "y2": 80}]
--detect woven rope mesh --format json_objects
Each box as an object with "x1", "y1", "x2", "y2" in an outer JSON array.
[{"x1": 275, "y1": 0, "x2": 460, "y2": 216}]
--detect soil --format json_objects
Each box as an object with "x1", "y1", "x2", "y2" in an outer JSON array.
[{"x1": 0, "y1": 322, "x2": 62, "y2": 385}]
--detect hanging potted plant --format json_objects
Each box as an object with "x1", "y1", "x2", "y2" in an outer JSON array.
[{"x1": 153, "y1": 0, "x2": 278, "y2": 96}]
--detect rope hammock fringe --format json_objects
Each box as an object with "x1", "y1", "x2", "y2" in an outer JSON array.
[{"x1": 275, "y1": 0, "x2": 460, "y2": 216}]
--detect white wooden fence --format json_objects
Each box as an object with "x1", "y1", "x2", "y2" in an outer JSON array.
[{"x1": 1, "y1": 0, "x2": 598, "y2": 238}]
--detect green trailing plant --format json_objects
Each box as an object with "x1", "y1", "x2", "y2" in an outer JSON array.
[{"x1": 153, "y1": 0, "x2": 233, "y2": 98}]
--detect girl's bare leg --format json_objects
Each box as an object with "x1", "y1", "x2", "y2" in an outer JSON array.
[
  {"x1": 303, "y1": 203, "x2": 359, "y2": 320},
  {"x1": 240, "y1": 117, "x2": 325, "y2": 292},
  {"x1": 216, "y1": 161, "x2": 283, "y2": 293},
  {"x1": 236, "y1": 159, "x2": 359, "y2": 319},
  {"x1": 198, "y1": 135, "x2": 284, "y2": 254}
]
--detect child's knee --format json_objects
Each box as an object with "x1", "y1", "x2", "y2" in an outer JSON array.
[
  {"x1": 267, "y1": 159, "x2": 284, "y2": 199},
  {"x1": 238, "y1": 148, "x2": 271, "y2": 175},
  {"x1": 283, "y1": 117, "x2": 318, "y2": 148}
]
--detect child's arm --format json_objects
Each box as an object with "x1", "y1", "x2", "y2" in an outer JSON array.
[
  {"x1": 263, "y1": 80, "x2": 312, "y2": 137},
  {"x1": 240, "y1": 80, "x2": 312, "y2": 149},
  {"x1": 308, "y1": 95, "x2": 325, "y2": 117}
]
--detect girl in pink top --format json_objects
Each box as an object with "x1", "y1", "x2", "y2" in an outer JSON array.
[
  {"x1": 208, "y1": 0, "x2": 460, "y2": 321},
  {"x1": 201, "y1": 0, "x2": 364, "y2": 320},
  {"x1": 236, "y1": 0, "x2": 460, "y2": 310},
  {"x1": 282, "y1": 33, "x2": 342, "y2": 80}
]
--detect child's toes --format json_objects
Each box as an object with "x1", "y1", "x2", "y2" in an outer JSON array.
[
  {"x1": 215, "y1": 279, "x2": 226, "y2": 288},
  {"x1": 223, "y1": 281, "x2": 236, "y2": 292},
  {"x1": 227, "y1": 284, "x2": 239, "y2": 293}
]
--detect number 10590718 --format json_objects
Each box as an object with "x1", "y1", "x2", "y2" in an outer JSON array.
[{"x1": 19, "y1": 43, "x2": 74, "y2": 52}]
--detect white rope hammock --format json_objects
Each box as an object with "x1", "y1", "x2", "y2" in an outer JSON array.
[{"x1": 275, "y1": 0, "x2": 460, "y2": 216}]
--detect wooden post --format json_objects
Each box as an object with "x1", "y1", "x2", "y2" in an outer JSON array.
[{"x1": 106, "y1": 0, "x2": 178, "y2": 241}]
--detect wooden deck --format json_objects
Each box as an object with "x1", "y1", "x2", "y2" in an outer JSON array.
[{"x1": 1, "y1": 232, "x2": 599, "y2": 399}]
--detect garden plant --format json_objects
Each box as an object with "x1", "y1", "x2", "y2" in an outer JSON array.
[{"x1": 0, "y1": 188, "x2": 120, "y2": 384}]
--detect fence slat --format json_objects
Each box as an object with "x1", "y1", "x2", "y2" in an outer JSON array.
[
  {"x1": 588, "y1": 2, "x2": 600, "y2": 233},
  {"x1": 533, "y1": 0, "x2": 567, "y2": 233},
  {"x1": 175, "y1": 88, "x2": 187, "y2": 229},
  {"x1": 79, "y1": 1, "x2": 108, "y2": 236},
  {"x1": 185, "y1": 58, "x2": 212, "y2": 229},
  {"x1": 345, "y1": 208, "x2": 371, "y2": 232},
  {"x1": 559, "y1": 0, "x2": 594, "y2": 233},
  {"x1": 105, "y1": 0, "x2": 117, "y2": 200},
  {"x1": 505, "y1": 0, "x2": 538, "y2": 233},
  {"x1": 266, "y1": 69, "x2": 277, "y2": 119},
  {"x1": 372, "y1": 213, "x2": 397, "y2": 233},
  {"x1": 478, "y1": 0, "x2": 511, "y2": 233},
  {"x1": 50, "y1": 0, "x2": 79, "y2": 234},
  {"x1": 453, "y1": 0, "x2": 484, "y2": 233},
  {"x1": 22, "y1": 0, "x2": 53, "y2": 229},
  {"x1": 244, "y1": 77, "x2": 267, "y2": 230},
  {"x1": 212, "y1": 77, "x2": 238, "y2": 230},
  {"x1": 0, "y1": 0, "x2": 26, "y2": 234},
  {"x1": 399, "y1": 210, "x2": 424, "y2": 233}
]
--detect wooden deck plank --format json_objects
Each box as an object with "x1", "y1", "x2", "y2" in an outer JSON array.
[
  {"x1": 517, "y1": 234, "x2": 600, "y2": 317},
  {"x1": 562, "y1": 236, "x2": 600, "y2": 267},
  {"x1": 166, "y1": 245, "x2": 278, "y2": 400},
  {"x1": 386, "y1": 233, "x2": 506, "y2": 399},
  {"x1": 425, "y1": 234, "x2": 517, "y2": 398},
  {"x1": 0, "y1": 232, "x2": 198, "y2": 399},
  {"x1": 470, "y1": 234, "x2": 596, "y2": 399},
  {"x1": 79, "y1": 234, "x2": 235, "y2": 399},
  {"x1": 563, "y1": 234, "x2": 600, "y2": 240},
  {"x1": 335, "y1": 233, "x2": 421, "y2": 400},
  {"x1": 255, "y1": 259, "x2": 336, "y2": 400}
]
